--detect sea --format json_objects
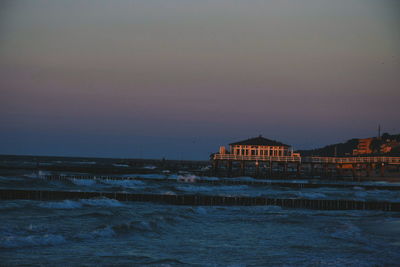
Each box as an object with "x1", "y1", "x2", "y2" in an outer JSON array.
[{"x1": 1, "y1": 158, "x2": 400, "y2": 266}]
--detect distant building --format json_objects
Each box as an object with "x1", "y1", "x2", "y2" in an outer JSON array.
[
  {"x1": 381, "y1": 143, "x2": 393, "y2": 154},
  {"x1": 219, "y1": 135, "x2": 296, "y2": 157},
  {"x1": 352, "y1": 138, "x2": 373, "y2": 155},
  {"x1": 381, "y1": 140, "x2": 400, "y2": 154}
]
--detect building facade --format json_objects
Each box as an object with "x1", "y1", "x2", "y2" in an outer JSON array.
[
  {"x1": 352, "y1": 138, "x2": 373, "y2": 155},
  {"x1": 220, "y1": 135, "x2": 295, "y2": 157}
]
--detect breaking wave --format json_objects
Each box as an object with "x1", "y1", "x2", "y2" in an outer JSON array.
[
  {"x1": 112, "y1": 163, "x2": 129, "y2": 167},
  {"x1": 99, "y1": 179, "x2": 145, "y2": 188},
  {"x1": 38, "y1": 198, "x2": 124, "y2": 209},
  {"x1": 39, "y1": 200, "x2": 83, "y2": 209},
  {"x1": 80, "y1": 198, "x2": 124, "y2": 207},
  {"x1": 296, "y1": 192, "x2": 327, "y2": 199},
  {"x1": 75, "y1": 226, "x2": 115, "y2": 240},
  {"x1": 69, "y1": 178, "x2": 97, "y2": 186}
]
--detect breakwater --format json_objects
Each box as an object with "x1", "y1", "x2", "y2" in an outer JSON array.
[
  {"x1": 41, "y1": 174, "x2": 400, "y2": 191},
  {"x1": 1, "y1": 189, "x2": 399, "y2": 211}
]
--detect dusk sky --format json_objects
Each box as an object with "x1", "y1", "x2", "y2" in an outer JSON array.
[{"x1": 1, "y1": 0, "x2": 399, "y2": 160}]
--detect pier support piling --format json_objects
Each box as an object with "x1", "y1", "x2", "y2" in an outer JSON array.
[
  {"x1": 227, "y1": 160, "x2": 232, "y2": 177},
  {"x1": 255, "y1": 161, "x2": 260, "y2": 178},
  {"x1": 380, "y1": 163, "x2": 386, "y2": 177},
  {"x1": 240, "y1": 161, "x2": 245, "y2": 176},
  {"x1": 296, "y1": 163, "x2": 301, "y2": 178},
  {"x1": 213, "y1": 160, "x2": 219, "y2": 176}
]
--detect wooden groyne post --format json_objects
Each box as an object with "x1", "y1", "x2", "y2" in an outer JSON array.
[{"x1": 1, "y1": 189, "x2": 399, "y2": 212}]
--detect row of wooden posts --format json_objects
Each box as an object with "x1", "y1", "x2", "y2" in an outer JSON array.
[
  {"x1": 40, "y1": 174, "x2": 400, "y2": 191},
  {"x1": 1, "y1": 189, "x2": 399, "y2": 211}
]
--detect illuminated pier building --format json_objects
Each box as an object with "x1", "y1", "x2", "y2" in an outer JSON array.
[{"x1": 225, "y1": 135, "x2": 294, "y2": 157}]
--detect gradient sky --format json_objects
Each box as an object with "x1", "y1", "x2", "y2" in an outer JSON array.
[{"x1": 1, "y1": 0, "x2": 399, "y2": 160}]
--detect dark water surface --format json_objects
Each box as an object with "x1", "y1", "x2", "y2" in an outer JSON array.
[{"x1": 1, "y1": 171, "x2": 400, "y2": 266}]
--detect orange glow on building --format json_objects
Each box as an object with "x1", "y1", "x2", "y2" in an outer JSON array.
[
  {"x1": 352, "y1": 138, "x2": 373, "y2": 155},
  {"x1": 226, "y1": 135, "x2": 295, "y2": 157}
]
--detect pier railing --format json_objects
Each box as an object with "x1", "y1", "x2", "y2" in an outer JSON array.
[
  {"x1": 213, "y1": 154, "x2": 400, "y2": 164},
  {"x1": 303, "y1": 156, "x2": 400, "y2": 164},
  {"x1": 213, "y1": 154, "x2": 301, "y2": 162}
]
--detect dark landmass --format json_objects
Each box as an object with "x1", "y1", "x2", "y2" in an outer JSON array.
[
  {"x1": 297, "y1": 139, "x2": 359, "y2": 157},
  {"x1": 298, "y1": 133, "x2": 400, "y2": 157}
]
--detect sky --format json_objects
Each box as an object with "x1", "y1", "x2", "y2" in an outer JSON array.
[{"x1": 1, "y1": 0, "x2": 399, "y2": 160}]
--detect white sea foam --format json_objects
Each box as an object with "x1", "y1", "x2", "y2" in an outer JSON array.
[
  {"x1": 80, "y1": 198, "x2": 124, "y2": 207},
  {"x1": 75, "y1": 226, "x2": 115, "y2": 240},
  {"x1": 200, "y1": 166, "x2": 211, "y2": 171},
  {"x1": 92, "y1": 226, "x2": 115, "y2": 237},
  {"x1": 0, "y1": 234, "x2": 66, "y2": 249},
  {"x1": 23, "y1": 173, "x2": 40, "y2": 178},
  {"x1": 37, "y1": 198, "x2": 124, "y2": 209},
  {"x1": 113, "y1": 163, "x2": 129, "y2": 167},
  {"x1": 69, "y1": 178, "x2": 97, "y2": 186},
  {"x1": 100, "y1": 179, "x2": 145, "y2": 188},
  {"x1": 195, "y1": 207, "x2": 207, "y2": 215},
  {"x1": 39, "y1": 200, "x2": 83, "y2": 209},
  {"x1": 353, "y1": 186, "x2": 365, "y2": 190},
  {"x1": 143, "y1": 165, "x2": 157, "y2": 170},
  {"x1": 297, "y1": 192, "x2": 327, "y2": 199},
  {"x1": 167, "y1": 174, "x2": 180, "y2": 180},
  {"x1": 177, "y1": 175, "x2": 199, "y2": 183}
]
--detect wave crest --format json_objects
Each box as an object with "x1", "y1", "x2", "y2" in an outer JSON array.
[{"x1": 0, "y1": 234, "x2": 66, "y2": 249}]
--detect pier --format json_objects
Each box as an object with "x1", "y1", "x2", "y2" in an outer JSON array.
[{"x1": 212, "y1": 154, "x2": 400, "y2": 178}]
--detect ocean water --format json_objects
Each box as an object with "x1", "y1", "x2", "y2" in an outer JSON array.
[{"x1": 1, "y1": 172, "x2": 400, "y2": 266}]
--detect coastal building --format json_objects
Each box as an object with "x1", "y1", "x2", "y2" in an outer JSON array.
[
  {"x1": 352, "y1": 138, "x2": 373, "y2": 156},
  {"x1": 380, "y1": 140, "x2": 400, "y2": 154},
  {"x1": 219, "y1": 135, "x2": 296, "y2": 157},
  {"x1": 213, "y1": 135, "x2": 400, "y2": 178}
]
